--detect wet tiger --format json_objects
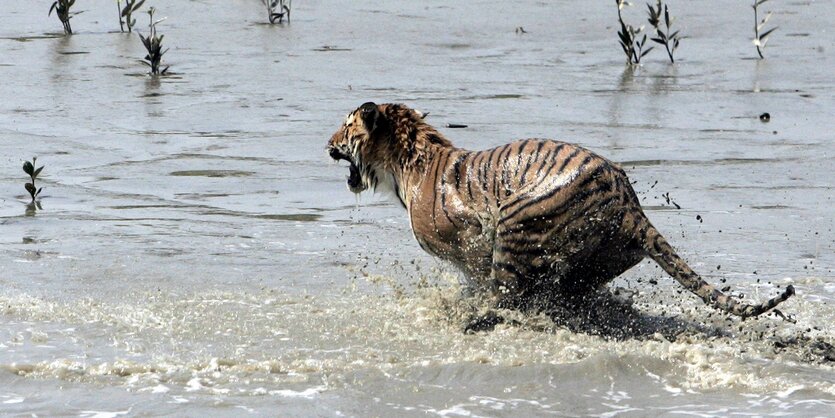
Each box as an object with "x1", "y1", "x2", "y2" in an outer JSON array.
[{"x1": 327, "y1": 102, "x2": 794, "y2": 330}]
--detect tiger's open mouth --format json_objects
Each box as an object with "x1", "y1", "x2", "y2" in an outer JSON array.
[{"x1": 329, "y1": 148, "x2": 366, "y2": 193}]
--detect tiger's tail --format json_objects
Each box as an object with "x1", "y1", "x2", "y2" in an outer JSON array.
[{"x1": 634, "y1": 216, "x2": 794, "y2": 318}]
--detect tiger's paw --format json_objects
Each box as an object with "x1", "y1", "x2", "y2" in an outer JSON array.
[{"x1": 464, "y1": 311, "x2": 505, "y2": 334}]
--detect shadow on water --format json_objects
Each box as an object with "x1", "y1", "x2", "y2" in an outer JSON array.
[
  {"x1": 649, "y1": 64, "x2": 679, "y2": 96},
  {"x1": 540, "y1": 290, "x2": 715, "y2": 341},
  {"x1": 463, "y1": 286, "x2": 716, "y2": 341},
  {"x1": 460, "y1": 286, "x2": 835, "y2": 362},
  {"x1": 604, "y1": 66, "x2": 637, "y2": 143}
]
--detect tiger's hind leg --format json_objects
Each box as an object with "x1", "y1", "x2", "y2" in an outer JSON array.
[{"x1": 463, "y1": 222, "x2": 565, "y2": 333}]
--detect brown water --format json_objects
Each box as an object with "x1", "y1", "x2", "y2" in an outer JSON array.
[{"x1": 1, "y1": 0, "x2": 834, "y2": 416}]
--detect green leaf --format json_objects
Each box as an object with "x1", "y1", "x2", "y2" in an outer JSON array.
[
  {"x1": 139, "y1": 34, "x2": 151, "y2": 50},
  {"x1": 133, "y1": 0, "x2": 146, "y2": 12},
  {"x1": 641, "y1": 46, "x2": 654, "y2": 57},
  {"x1": 759, "y1": 26, "x2": 778, "y2": 41},
  {"x1": 25, "y1": 183, "x2": 36, "y2": 196},
  {"x1": 34, "y1": 166, "x2": 44, "y2": 178},
  {"x1": 23, "y1": 161, "x2": 34, "y2": 175},
  {"x1": 651, "y1": 37, "x2": 665, "y2": 45}
]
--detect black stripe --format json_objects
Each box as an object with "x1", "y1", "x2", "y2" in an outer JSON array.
[
  {"x1": 436, "y1": 150, "x2": 459, "y2": 228},
  {"x1": 512, "y1": 139, "x2": 533, "y2": 180},
  {"x1": 492, "y1": 261, "x2": 524, "y2": 278},
  {"x1": 534, "y1": 145, "x2": 559, "y2": 178},
  {"x1": 536, "y1": 192, "x2": 620, "y2": 239},
  {"x1": 495, "y1": 244, "x2": 550, "y2": 258},
  {"x1": 452, "y1": 153, "x2": 467, "y2": 190},
  {"x1": 500, "y1": 161, "x2": 605, "y2": 226},
  {"x1": 502, "y1": 148, "x2": 584, "y2": 215},
  {"x1": 494, "y1": 144, "x2": 514, "y2": 199},
  {"x1": 429, "y1": 150, "x2": 446, "y2": 234},
  {"x1": 504, "y1": 140, "x2": 532, "y2": 194},
  {"x1": 519, "y1": 140, "x2": 547, "y2": 186},
  {"x1": 441, "y1": 153, "x2": 463, "y2": 227},
  {"x1": 464, "y1": 153, "x2": 475, "y2": 200},
  {"x1": 544, "y1": 144, "x2": 580, "y2": 177},
  {"x1": 475, "y1": 150, "x2": 491, "y2": 208},
  {"x1": 480, "y1": 148, "x2": 498, "y2": 194}
]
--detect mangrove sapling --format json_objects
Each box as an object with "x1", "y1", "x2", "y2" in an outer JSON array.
[
  {"x1": 753, "y1": 0, "x2": 778, "y2": 59},
  {"x1": 138, "y1": 7, "x2": 169, "y2": 75},
  {"x1": 22, "y1": 157, "x2": 44, "y2": 204},
  {"x1": 647, "y1": 1, "x2": 683, "y2": 63},
  {"x1": 117, "y1": 0, "x2": 146, "y2": 33},
  {"x1": 261, "y1": 0, "x2": 292, "y2": 24},
  {"x1": 617, "y1": 0, "x2": 653, "y2": 65},
  {"x1": 49, "y1": 0, "x2": 78, "y2": 35}
]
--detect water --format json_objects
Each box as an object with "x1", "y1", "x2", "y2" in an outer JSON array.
[{"x1": 1, "y1": 0, "x2": 834, "y2": 415}]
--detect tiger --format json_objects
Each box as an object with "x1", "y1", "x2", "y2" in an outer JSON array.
[{"x1": 327, "y1": 102, "x2": 795, "y2": 331}]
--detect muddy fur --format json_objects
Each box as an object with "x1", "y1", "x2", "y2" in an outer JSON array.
[{"x1": 328, "y1": 102, "x2": 796, "y2": 333}]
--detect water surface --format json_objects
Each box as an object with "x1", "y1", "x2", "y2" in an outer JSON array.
[{"x1": 1, "y1": 0, "x2": 834, "y2": 416}]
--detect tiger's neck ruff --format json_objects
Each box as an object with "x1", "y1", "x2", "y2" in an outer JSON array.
[{"x1": 327, "y1": 102, "x2": 794, "y2": 324}]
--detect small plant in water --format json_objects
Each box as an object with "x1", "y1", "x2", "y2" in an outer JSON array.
[
  {"x1": 117, "y1": 0, "x2": 146, "y2": 33},
  {"x1": 22, "y1": 157, "x2": 44, "y2": 204},
  {"x1": 49, "y1": 0, "x2": 77, "y2": 35},
  {"x1": 646, "y1": 0, "x2": 682, "y2": 63},
  {"x1": 616, "y1": 0, "x2": 652, "y2": 65},
  {"x1": 752, "y1": 0, "x2": 778, "y2": 59},
  {"x1": 261, "y1": 0, "x2": 292, "y2": 24},
  {"x1": 138, "y1": 7, "x2": 169, "y2": 75}
]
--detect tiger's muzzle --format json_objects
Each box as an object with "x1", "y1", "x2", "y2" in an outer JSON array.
[{"x1": 328, "y1": 146, "x2": 366, "y2": 193}]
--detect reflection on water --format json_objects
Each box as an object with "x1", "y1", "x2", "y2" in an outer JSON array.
[{"x1": 0, "y1": 0, "x2": 834, "y2": 415}]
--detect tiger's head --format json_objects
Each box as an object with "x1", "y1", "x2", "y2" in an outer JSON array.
[
  {"x1": 327, "y1": 102, "x2": 451, "y2": 196},
  {"x1": 327, "y1": 102, "x2": 382, "y2": 194}
]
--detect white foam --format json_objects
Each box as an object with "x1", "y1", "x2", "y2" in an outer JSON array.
[
  {"x1": 79, "y1": 409, "x2": 131, "y2": 418},
  {"x1": 268, "y1": 385, "x2": 326, "y2": 399}
]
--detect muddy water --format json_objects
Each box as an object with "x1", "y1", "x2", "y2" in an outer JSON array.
[{"x1": 1, "y1": 0, "x2": 834, "y2": 416}]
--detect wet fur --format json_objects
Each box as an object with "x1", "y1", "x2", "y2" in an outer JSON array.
[{"x1": 328, "y1": 103, "x2": 795, "y2": 330}]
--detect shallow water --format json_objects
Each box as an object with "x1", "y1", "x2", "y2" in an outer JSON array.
[{"x1": 1, "y1": 0, "x2": 834, "y2": 416}]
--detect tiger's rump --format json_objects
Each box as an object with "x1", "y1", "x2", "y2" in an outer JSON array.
[{"x1": 402, "y1": 138, "x2": 637, "y2": 302}]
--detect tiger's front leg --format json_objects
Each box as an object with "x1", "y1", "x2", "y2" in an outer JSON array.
[{"x1": 463, "y1": 225, "x2": 533, "y2": 333}]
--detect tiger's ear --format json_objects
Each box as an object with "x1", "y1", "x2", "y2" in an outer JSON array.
[{"x1": 359, "y1": 102, "x2": 378, "y2": 131}]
